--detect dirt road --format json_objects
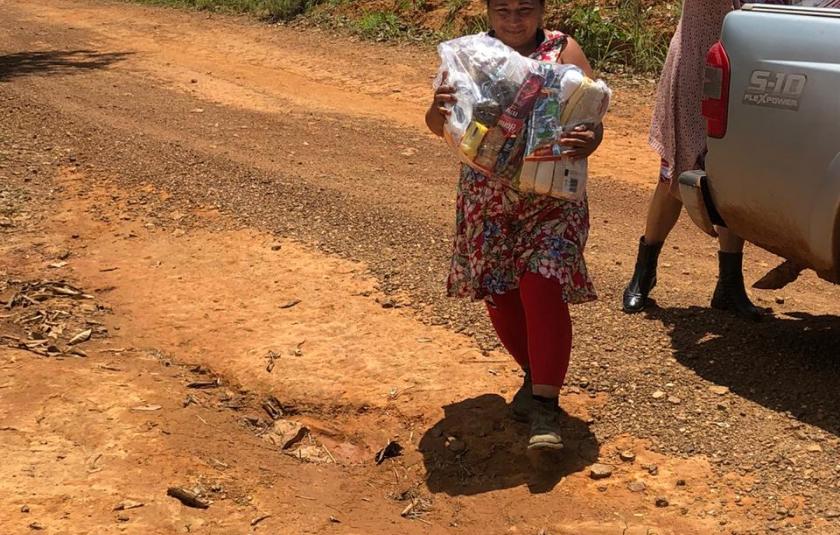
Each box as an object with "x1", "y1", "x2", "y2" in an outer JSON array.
[{"x1": 1, "y1": 1, "x2": 839, "y2": 533}]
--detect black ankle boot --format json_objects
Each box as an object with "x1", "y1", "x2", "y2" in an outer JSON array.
[
  {"x1": 622, "y1": 237, "x2": 664, "y2": 313},
  {"x1": 711, "y1": 251, "x2": 764, "y2": 321}
]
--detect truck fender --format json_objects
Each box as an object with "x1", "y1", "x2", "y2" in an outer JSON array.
[{"x1": 808, "y1": 152, "x2": 840, "y2": 279}]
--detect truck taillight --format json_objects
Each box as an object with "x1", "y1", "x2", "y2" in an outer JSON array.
[{"x1": 702, "y1": 41, "x2": 731, "y2": 139}]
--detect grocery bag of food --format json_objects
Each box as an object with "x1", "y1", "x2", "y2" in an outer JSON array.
[
  {"x1": 518, "y1": 69, "x2": 611, "y2": 200},
  {"x1": 434, "y1": 33, "x2": 610, "y2": 200}
]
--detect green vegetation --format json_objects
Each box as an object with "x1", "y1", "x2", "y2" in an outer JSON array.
[
  {"x1": 130, "y1": 0, "x2": 326, "y2": 21},
  {"x1": 562, "y1": 0, "x2": 671, "y2": 73},
  {"x1": 355, "y1": 11, "x2": 407, "y2": 40},
  {"x1": 125, "y1": 0, "x2": 676, "y2": 73}
]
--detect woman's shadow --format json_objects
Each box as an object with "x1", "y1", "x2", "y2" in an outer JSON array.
[{"x1": 418, "y1": 393, "x2": 598, "y2": 495}]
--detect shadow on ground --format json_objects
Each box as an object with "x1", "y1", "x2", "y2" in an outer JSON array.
[
  {"x1": 646, "y1": 305, "x2": 840, "y2": 436},
  {"x1": 0, "y1": 50, "x2": 132, "y2": 82},
  {"x1": 419, "y1": 393, "x2": 598, "y2": 496}
]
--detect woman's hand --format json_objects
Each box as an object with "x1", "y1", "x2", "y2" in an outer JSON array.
[
  {"x1": 559, "y1": 123, "x2": 604, "y2": 159},
  {"x1": 426, "y1": 71, "x2": 458, "y2": 137},
  {"x1": 433, "y1": 72, "x2": 458, "y2": 118}
]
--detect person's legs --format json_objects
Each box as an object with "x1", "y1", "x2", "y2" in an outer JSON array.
[
  {"x1": 712, "y1": 226, "x2": 763, "y2": 320},
  {"x1": 624, "y1": 157, "x2": 762, "y2": 319},
  {"x1": 485, "y1": 289, "x2": 529, "y2": 369},
  {"x1": 717, "y1": 225, "x2": 744, "y2": 253},
  {"x1": 485, "y1": 289, "x2": 533, "y2": 421},
  {"x1": 644, "y1": 179, "x2": 684, "y2": 245},
  {"x1": 623, "y1": 179, "x2": 682, "y2": 312},
  {"x1": 519, "y1": 273, "x2": 572, "y2": 394},
  {"x1": 518, "y1": 272, "x2": 573, "y2": 450}
]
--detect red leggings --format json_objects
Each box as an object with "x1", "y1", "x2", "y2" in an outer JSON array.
[{"x1": 485, "y1": 272, "x2": 572, "y2": 387}]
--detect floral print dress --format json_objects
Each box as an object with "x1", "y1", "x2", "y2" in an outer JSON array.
[
  {"x1": 649, "y1": 0, "x2": 733, "y2": 193},
  {"x1": 446, "y1": 30, "x2": 597, "y2": 304}
]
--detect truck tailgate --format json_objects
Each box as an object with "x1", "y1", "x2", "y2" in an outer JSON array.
[{"x1": 706, "y1": 5, "x2": 840, "y2": 278}]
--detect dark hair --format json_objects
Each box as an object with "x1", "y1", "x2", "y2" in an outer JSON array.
[{"x1": 486, "y1": 0, "x2": 545, "y2": 4}]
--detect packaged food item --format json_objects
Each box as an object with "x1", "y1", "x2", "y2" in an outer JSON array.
[
  {"x1": 493, "y1": 132, "x2": 528, "y2": 182},
  {"x1": 473, "y1": 99, "x2": 503, "y2": 126},
  {"x1": 520, "y1": 70, "x2": 611, "y2": 200},
  {"x1": 496, "y1": 71, "x2": 545, "y2": 136},
  {"x1": 473, "y1": 126, "x2": 506, "y2": 172},
  {"x1": 459, "y1": 121, "x2": 489, "y2": 160}
]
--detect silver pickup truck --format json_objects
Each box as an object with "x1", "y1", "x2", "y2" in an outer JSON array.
[{"x1": 679, "y1": 3, "x2": 840, "y2": 287}]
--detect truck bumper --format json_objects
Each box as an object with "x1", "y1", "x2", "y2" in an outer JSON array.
[{"x1": 678, "y1": 170, "x2": 724, "y2": 238}]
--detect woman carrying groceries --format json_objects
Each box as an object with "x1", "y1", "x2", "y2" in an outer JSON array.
[
  {"x1": 425, "y1": 0, "x2": 603, "y2": 452},
  {"x1": 621, "y1": 0, "x2": 768, "y2": 320}
]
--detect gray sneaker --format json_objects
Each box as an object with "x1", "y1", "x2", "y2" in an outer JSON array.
[
  {"x1": 510, "y1": 371, "x2": 532, "y2": 423},
  {"x1": 527, "y1": 399, "x2": 564, "y2": 451}
]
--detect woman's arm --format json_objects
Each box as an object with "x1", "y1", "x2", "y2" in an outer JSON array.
[
  {"x1": 560, "y1": 123, "x2": 604, "y2": 159},
  {"x1": 558, "y1": 37, "x2": 603, "y2": 157},
  {"x1": 426, "y1": 104, "x2": 446, "y2": 137},
  {"x1": 426, "y1": 72, "x2": 457, "y2": 138},
  {"x1": 560, "y1": 38, "x2": 594, "y2": 78}
]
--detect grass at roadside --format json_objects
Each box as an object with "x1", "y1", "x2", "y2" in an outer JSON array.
[
  {"x1": 129, "y1": 0, "x2": 325, "y2": 21},
  {"x1": 563, "y1": 0, "x2": 672, "y2": 74}
]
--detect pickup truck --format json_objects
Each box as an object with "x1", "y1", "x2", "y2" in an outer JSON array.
[{"x1": 679, "y1": 3, "x2": 840, "y2": 287}]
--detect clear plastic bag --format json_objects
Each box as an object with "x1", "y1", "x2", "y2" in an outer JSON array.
[
  {"x1": 434, "y1": 33, "x2": 531, "y2": 165},
  {"x1": 518, "y1": 70, "x2": 611, "y2": 200},
  {"x1": 434, "y1": 33, "x2": 611, "y2": 200}
]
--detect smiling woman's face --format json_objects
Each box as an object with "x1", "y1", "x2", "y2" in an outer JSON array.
[{"x1": 486, "y1": 0, "x2": 544, "y2": 52}]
